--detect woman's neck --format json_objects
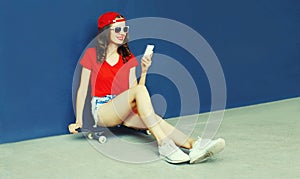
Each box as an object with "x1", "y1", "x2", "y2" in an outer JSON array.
[{"x1": 106, "y1": 43, "x2": 119, "y2": 58}]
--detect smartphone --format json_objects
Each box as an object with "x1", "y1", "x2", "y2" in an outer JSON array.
[{"x1": 143, "y1": 44, "x2": 154, "y2": 56}]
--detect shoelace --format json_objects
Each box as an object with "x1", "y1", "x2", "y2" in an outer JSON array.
[{"x1": 193, "y1": 137, "x2": 212, "y2": 150}]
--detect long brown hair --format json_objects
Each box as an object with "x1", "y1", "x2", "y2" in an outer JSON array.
[{"x1": 95, "y1": 15, "x2": 132, "y2": 64}]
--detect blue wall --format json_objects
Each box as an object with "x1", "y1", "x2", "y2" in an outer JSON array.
[{"x1": 0, "y1": 0, "x2": 299, "y2": 143}]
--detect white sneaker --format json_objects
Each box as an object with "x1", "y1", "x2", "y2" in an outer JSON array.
[
  {"x1": 158, "y1": 139, "x2": 190, "y2": 164},
  {"x1": 189, "y1": 138, "x2": 225, "y2": 164}
]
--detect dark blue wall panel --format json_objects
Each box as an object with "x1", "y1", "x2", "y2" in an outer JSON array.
[
  {"x1": 1, "y1": 0, "x2": 299, "y2": 143},
  {"x1": 153, "y1": 0, "x2": 300, "y2": 107}
]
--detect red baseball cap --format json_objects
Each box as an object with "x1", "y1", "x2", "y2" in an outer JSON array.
[{"x1": 97, "y1": 12, "x2": 126, "y2": 29}]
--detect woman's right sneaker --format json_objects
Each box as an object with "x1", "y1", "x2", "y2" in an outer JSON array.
[
  {"x1": 158, "y1": 138, "x2": 190, "y2": 164},
  {"x1": 189, "y1": 138, "x2": 225, "y2": 164}
]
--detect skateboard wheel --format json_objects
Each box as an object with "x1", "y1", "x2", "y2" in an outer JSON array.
[
  {"x1": 87, "y1": 133, "x2": 93, "y2": 140},
  {"x1": 98, "y1": 136, "x2": 106, "y2": 143},
  {"x1": 146, "y1": 130, "x2": 151, "y2": 135}
]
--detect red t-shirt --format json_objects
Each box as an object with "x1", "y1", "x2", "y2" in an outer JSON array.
[{"x1": 80, "y1": 48, "x2": 138, "y2": 97}]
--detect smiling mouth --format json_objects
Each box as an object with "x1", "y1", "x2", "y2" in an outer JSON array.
[{"x1": 116, "y1": 36, "x2": 125, "y2": 41}]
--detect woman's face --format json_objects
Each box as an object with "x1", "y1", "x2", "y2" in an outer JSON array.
[{"x1": 109, "y1": 19, "x2": 128, "y2": 45}]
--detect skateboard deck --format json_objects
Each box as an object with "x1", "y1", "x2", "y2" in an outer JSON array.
[{"x1": 76, "y1": 125, "x2": 150, "y2": 144}]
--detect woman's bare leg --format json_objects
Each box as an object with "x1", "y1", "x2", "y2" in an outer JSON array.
[
  {"x1": 157, "y1": 116, "x2": 195, "y2": 149},
  {"x1": 123, "y1": 113, "x2": 195, "y2": 149},
  {"x1": 97, "y1": 85, "x2": 168, "y2": 144}
]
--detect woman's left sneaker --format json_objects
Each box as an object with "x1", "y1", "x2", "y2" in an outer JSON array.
[
  {"x1": 189, "y1": 138, "x2": 225, "y2": 164},
  {"x1": 158, "y1": 138, "x2": 190, "y2": 164}
]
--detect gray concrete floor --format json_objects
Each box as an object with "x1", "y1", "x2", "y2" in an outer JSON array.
[{"x1": 1, "y1": 97, "x2": 300, "y2": 178}]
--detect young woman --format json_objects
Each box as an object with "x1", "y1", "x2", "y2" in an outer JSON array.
[{"x1": 68, "y1": 12, "x2": 225, "y2": 164}]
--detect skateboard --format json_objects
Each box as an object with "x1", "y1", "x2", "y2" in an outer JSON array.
[
  {"x1": 76, "y1": 125, "x2": 150, "y2": 144},
  {"x1": 86, "y1": 130, "x2": 107, "y2": 143},
  {"x1": 76, "y1": 128, "x2": 107, "y2": 143}
]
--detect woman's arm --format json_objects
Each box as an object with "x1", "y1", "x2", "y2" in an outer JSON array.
[
  {"x1": 129, "y1": 52, "x2": 153, "y2": 88},
  {"x1": 139, "y1": 53, "x2": 153, "y2": 85},
  {"x1": 69, "y1": 67, "x2": 91, "y2": 133},
  {"x1": 139, "y1": 71, "x2": 147, "y2": 86}
]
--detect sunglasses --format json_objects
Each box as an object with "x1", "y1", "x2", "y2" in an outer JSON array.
[{"x1": 110, "y1": 26, "x2": 129, "y2": 33}]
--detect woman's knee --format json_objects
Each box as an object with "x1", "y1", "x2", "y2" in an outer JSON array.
[{"x1": 132, "y1": 85, "x2": 148, "y2": 96}]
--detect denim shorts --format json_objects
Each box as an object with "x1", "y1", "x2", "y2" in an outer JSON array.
[{"x1": 91, "y1": 95, "x2": 116, "y2": 127}]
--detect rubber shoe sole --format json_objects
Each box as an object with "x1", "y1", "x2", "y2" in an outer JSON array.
[
  {"x1": 190, "y1": 138, "x2": 225, "y2": 164},
  {"x1": 160, "y1": 154, "x2": 190, "y2": 164}
]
